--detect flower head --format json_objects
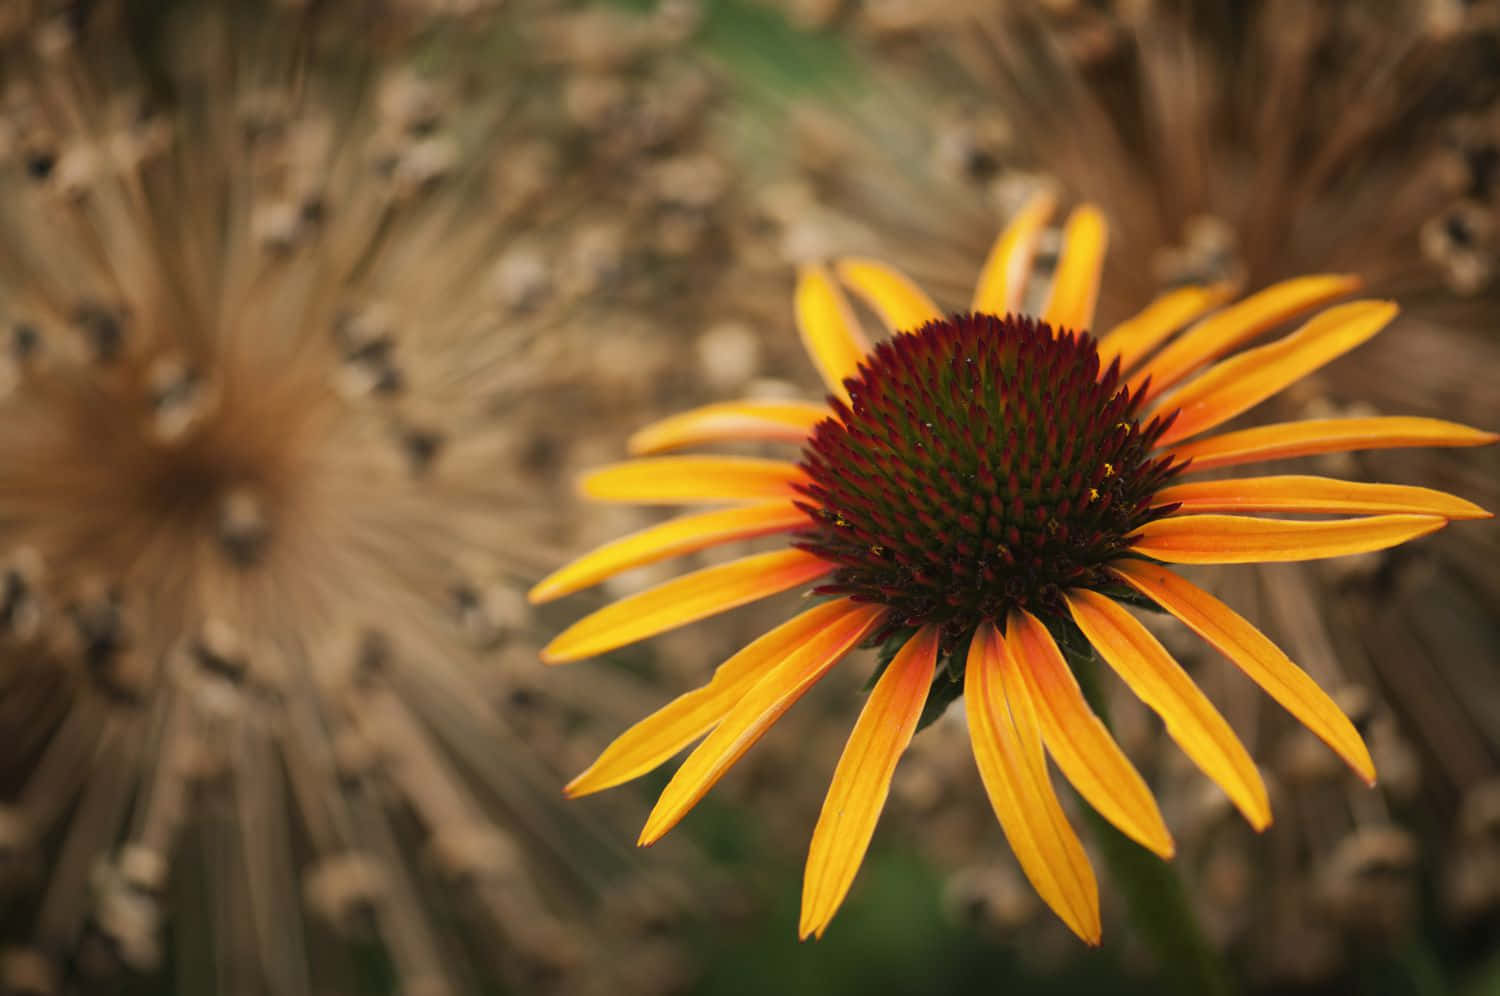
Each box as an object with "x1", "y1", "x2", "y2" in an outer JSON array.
[{"x1": 536, "y1": 193, "x2": 1496, "y2": 944}]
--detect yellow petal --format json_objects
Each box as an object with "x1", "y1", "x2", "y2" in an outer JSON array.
[
  {"x1": 965, "y1": 623, "x2": 1101, "y2": 944},
  {"x1": 1131, "y1": 274, "x2": 1363, "y2": 401},
  {"x1": 972, "y1": 190, "x2": 1057, "y2": 316},
  {"x1": 579, "y1": 456, "x2": 806, "y2": 504},
  {"x1": 640, "y1": 601, "x2": 887, "y2": 845},
  {"x1": 1130, "y1": 513, "x2": 1446, "y2": 564},
  {"x1": 1041, "y1": 204, "x2": 1109, "y2": 333},
  {"x1": 1154, "y1": 475, "x2": 1490, "y2": 520},
  {"x1": 1065, "y1": 590, "x2": 1270, "y2": 830},
  {"x1": 1007, "y1": 609, "x2": 1174, "y2": 858},
  {"x1": 1153, "y1": 300, "x2": 1399, "y2": 446},
  {"x1": 796, "y1": 264, "x2": 872, "y2": 403},
  {"x1": 1169, "y1": 416, "x2": 1500, "y2": 472},
  {"x1": 541, "y1": 550, "x2": 832, "y2": 663},
  {"x1": 835, "y1": 259, "x2": 943, "y2": 335},
  {"x1": 1110, "y1": 561, "x2": 1375, "y2": 783},
  {"x1": 627, "y1": 400, "x2": 831, "y2": 455},
  {"x1": 529, "y1": 502, "x2": 812, "y2": 604},
  {"x1": 1095, "y1": 284, "x2": 1237, "y2": 373},
  {"x1": 566, "y1": 600, "x2": 869, "y2": 797},
  {"x1": 800, "y1": 626, "x2": 939, "y2": 939}
]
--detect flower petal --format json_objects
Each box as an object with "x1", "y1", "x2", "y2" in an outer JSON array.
[
  {"x1": 639, "y1": 601, "x2": 887, "y2": 845},
  {"x1": 627, "y1": 400, "x2": 831, "y2": 455},
  {"x1": 1095, "y1": 284, "x2": 1236, "y2": 373},
  {"x1": 579, "y1": 456, "x2": 806, "y2": 504},
  {"x1": 1110, "y1": 561, "x2": 1375, "y2": 783},
  {"x1": 836, "y1": 259, "x2": 943, "y2": 334},
  {"x1": 1007, "y1": 609, "x2": 1174, "y2": 858},
  {"x1": 1130, "y1": 513, "x2": 1446, "y2": 564},
  {"x1": 1169, "y1": 416, "x2": 1500, "y2": 472},
  {"x1": 972, "y1": 190, "x2": 1057, "y2": 316},
  {"x1": 1153, "y1": 300, "x2": 1399, "y2": 446},
  {"x1": 1065, "y1": 590, "x2": 1270, "y2": 830},
  {"x1": 800, "y1": 626, "x2": 939, "y2": 939},
  {"x1": 565, "y1": 600, "x2": 868, "y2": 797},
  {"x1": 529, "y1": 502, "x2": 812, "y2": 604},
  {"x1": 540, "y1": 549, "x2": 832, "y2": 663},
  {"x1": 1041, "y1": 204, "x2": 1108, "y2": 333},
  {"x1": 965, "y1": 623, "x2": 1101, "y2": 944},
  {"x1": 1131, "y1": 274, "x2": 1363, "y2": 400},
  {"x1": 1153, "y1": 475, "x2": 1490, "y2": 520},
  {"x1": 796, "y1": 264, "x2": 872, "y2": 403}
]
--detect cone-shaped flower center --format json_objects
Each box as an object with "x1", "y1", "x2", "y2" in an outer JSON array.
[{"x1": 795, "y1": 314, "x2": 1184, "y2": 646}]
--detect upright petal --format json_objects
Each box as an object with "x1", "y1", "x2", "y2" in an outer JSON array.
[
  {"x1": 1006, "y1": 610, "x2": 1174, "y2": 858},
  {"x1": 796, "y1": 264, "x2": 872, "y2": 403},
  {"x1": 965, "y1": 623, "x2": 1101, "y2": 944},
  {"x1": 579, "y1": 456, "x2": 806, "y2": 504},
  {"x1": 639, "y1": 601, "x2": 887, "y2": 845},
  {"x1": 628, "y1": 400, "x2": 831, "y2": 455},
  {"x1": 529, "y1": 502, "x2": 812, "y2": 604},
  {"x1": 1168, "y1": 416, "x2": 1500, "y2": 472},
  {"x1": 1096, "y1": 284, "x2": 1236, "y2": 373},
  {"x1": 1110, "y1": 562, "x2": 1375, "y2": 783},
  {"x1": 1065, "y1": 590, "x2": 1270, "y2": 830},
  {"x1": 566, "y1": 600, "x2": 871, "y2": 797},
  {"x1": 972, "y1": 190, "x2": 1056, "y2": 316},
  {"x1": 1130, "y1": 513, "x2": 1446, "y2": 564},
  {"x1": 1130, "y1": 274, "x2": 1362, "y2": 400},
  {"x1": 541, "y1": 549, "x2": 832, "y2": 663},
  {"x1": 1042, "y1": 205, "x2": 1109, "y2": 333},
  {"x1": 836, "y1": 259, "x2": 942, "y2": 334},
  {"x1": 1153, "y1": 476, "x2": 1490, "y2": 519},
  {"x1": 1153, "y1": 300, "x2": 1398, "y2": 446},
  {"x1": 800, "y1": 626, "x2": 939, "y2": 939}
]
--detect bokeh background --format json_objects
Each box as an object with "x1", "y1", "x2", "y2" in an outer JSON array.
[{"x1": 1, "y1": 1, "x2": 1496, "y2": 994}]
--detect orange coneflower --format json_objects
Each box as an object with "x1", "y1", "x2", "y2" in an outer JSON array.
[{"x1": 534, "y1": 192, "x2": 1496, "y2": 944}]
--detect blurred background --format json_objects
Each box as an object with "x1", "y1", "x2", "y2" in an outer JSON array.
[{"x1": 0, "y1": 1, "x2": 1496, "y2": 994}]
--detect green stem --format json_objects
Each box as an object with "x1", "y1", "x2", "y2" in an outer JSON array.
[{"x1": 1063, "y1": 634, "x2": 1235, "y2": 996}]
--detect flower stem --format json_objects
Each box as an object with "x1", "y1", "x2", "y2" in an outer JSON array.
[{"x1": 1062, "y1": 631, "x2": 1235, "y2": 996}]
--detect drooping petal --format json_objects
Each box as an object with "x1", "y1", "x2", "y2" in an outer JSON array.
[
  {"x1": 627, "y1": 400, "x2": 832, "y2": 455},
  {"x1": 1153, "y1": 300, "x2": 1398, "y2": 446},
  {"x1": 1130, "y1": 513, "x2": 1446, "y2": 564},
  {"x1": 565, "y1": 600, "x2": 869, "y2": 797},
  {"x1": 1131, "y1": 274, "x2": 1363, "y2": 400},
  {"x1": 529, "y1": 502, "x2": 812, "y2": 604},
  {"x1": 1154, "y1": 476, "x2": 1490, "y2": 520},
  {"x1": 639, "y1": 601, "x2": 887, "y2": 845},
  {"x1": 1006, "y1": 609, "x2": 1175, "y2": 858},
  {"x1": 972, "y1": 190, "x2": 1057, "y2": 316},
  {"x1": 1041, "y1": 204, "x2": 1109, "y2": 333},
  {"x1": 836, "y1": 259, "x2": 943, "y2": 334},
  {"x1": 540, "y1": 550, "x2": 832, "y2": 663},
  {"x1": 1110, "y1": 561, "x2": 1374, "y2": 783},
  {"x1": 796, "y1": 264, "x2": 872, "y2": 403},
  {"x1": 1065, "y1": 590, "x2": 1270, "y2": 830},
  {"x1": 1095, "y1": 284, "x2": 1236, "y2": 373},
  {"x1": 1168, "y1": 416, "x2": 1500, "y2": 472},
  {"x1": 965, "y1": 623, "x2": 1101, "y2": 944},
  {"x1": 579, "y1": 456, "x2": 806, "y2": 504},
  {"x1": 800, "y1": 626, "x2": 939, "y2": 939}
]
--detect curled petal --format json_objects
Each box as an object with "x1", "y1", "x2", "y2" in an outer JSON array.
[
  {"x1": 1130, "y1": 513, "x2": 1446, "y2": 564},
  {"x1": 965, "y1": 623, "x2": 1101, "y2": 944},
  {"x1": 1065, "y1": 590, "x2": 1269, "y2": 830},
  {"x1": 541, "y1": 550, "x2": 832, "y2": 663},
  {"x1": 628, "y1": 400, "x2": 831, "y2": 455},
  {"x1": 972, "y1": 191, "x2": 1057, "y2": 316},
  {"x1": 639, "y1": 601, "x2": 887, "y2": 845},
  {"x1": 1042, "y1": 204, "x2": 1108, "y2": 333},
  {"x1": 579, "y1": 456, "x2": 806, "y2": 504},
  {"x1": 1168, "y1": 416, "x2": 1500, "y2": 472},
  {"x1": 1111, "y1": 562, "x2": 1374, "y2": 783},
  {"x1": 836, "y1": 259, "x2": 942, "y2": 334},
  {"x1": 801, "y1": 626, "x2": 938, "y2": 939},
  {"x1": 796, "y1": 264, "x2": 872, "y2": 403}
]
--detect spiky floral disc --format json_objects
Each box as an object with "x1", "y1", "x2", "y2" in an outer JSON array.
[{"x1": 795, "y1": 313, "x2": 1182, "y2": 645}]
